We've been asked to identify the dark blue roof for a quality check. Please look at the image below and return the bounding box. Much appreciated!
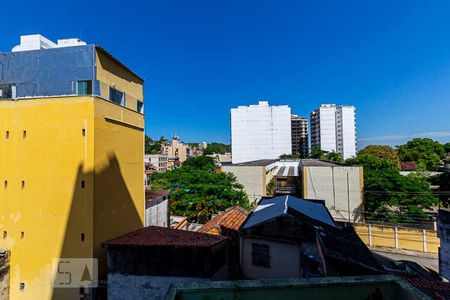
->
[242,195,336,230]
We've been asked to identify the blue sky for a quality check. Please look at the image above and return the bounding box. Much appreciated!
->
[2,0,450,148]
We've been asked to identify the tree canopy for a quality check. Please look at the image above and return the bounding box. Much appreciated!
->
[359,145,400,169]
[145,135,167,154]
[346,153,438,222]
[150,156,250,223]
[396,138,445,171]
[203,142,231,155]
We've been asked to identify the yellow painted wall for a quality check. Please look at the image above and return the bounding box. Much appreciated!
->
[0,97,95,299]
[0,95,144,299]
[352,223,440,254]
[95,50,144,112]
[92,98,145,278]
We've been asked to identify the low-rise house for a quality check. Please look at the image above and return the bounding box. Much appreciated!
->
[145,190,170,227]
[103,226,229,300]
[221,160,277,203]
[240,195,381,280]
[198,207,249,278]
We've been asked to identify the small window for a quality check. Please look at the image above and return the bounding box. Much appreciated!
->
[19,282,25,292]
[252,243,270,268]
[21,231,24,239]
[23,130,27,138]
[77,81,92,96]
[82,128,86,137]
[0,84,16,99]
[109,86,125,106]
[21,181,25,189]
[81,233,85,242]
[4,181,7,188]
[3,231,7,239]
[5,131,9,139]
[81,181,85,189]
[137,100,144,113]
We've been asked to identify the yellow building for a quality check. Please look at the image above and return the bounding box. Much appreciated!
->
[0,35,145,299]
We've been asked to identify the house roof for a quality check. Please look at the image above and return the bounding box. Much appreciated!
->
[198,207,249,235]
[242,196,336,230]
[103,226,227,248]
[145,190,170,203]
[400,162,418,171]
[223,159,278,167]
[300,159,342,167]
[95,46,144,82]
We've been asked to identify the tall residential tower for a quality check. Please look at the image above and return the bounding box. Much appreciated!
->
[231,101,292,164]
[291,114,309,158]
[310,104,356,159]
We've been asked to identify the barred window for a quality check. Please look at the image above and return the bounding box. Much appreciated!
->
[252,243,270,268]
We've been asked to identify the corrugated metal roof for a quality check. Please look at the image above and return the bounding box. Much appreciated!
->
[242,195,336,230]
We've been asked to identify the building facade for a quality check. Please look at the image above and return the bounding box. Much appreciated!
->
[310,104,356,160]
[162,135,188,164]
[0,35,145,299]
[291,114,309,158]
[231,101,292,164]
[145,154,168,172]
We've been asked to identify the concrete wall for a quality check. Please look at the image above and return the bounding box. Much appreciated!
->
[303,166,363,222]
[353,223,440,254]
[145,198,169,227]
[222,165,266,203]
[241,238,300,279]
[108,273,210,300]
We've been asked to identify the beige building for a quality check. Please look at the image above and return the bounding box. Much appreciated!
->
[162,136,188,163]
[222,159,364,222]
[221,160,277,203]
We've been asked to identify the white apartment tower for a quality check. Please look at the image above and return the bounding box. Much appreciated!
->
[231,101,292,164]
[310,104,356,159]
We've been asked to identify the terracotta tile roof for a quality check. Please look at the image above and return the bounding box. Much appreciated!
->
[198,206,249,235]
[400,161,417,171]
[404,277,450,300]
[103,226,227,248]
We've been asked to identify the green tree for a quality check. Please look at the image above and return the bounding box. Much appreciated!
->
[279,153,300,159]
[444,142,450,155]
[150,156,250,223]
[309,146,327,159]
[145,135,168,154]
[346,154,438,222]
[203,143,231,155]
[429,172,450,208]
[323,151,343,163]
[396,138,445,171]
[359,145,400,169]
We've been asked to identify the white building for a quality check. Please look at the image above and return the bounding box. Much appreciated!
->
[145,154,168,172]
[310,104,356,160]
[231,101,292,164]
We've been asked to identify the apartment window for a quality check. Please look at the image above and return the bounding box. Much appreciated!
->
[109,86,125,106]
[0,84,16,99]
[81,233,85,242]
[5,131,9,139]
[77,81,92,96]
[21,232,24,239]
[137,100,144,113]
[21,181,25,189]
[4,181,7,188]
[23,130,27,139]
[252,243,270,268]
[81,180,85,189]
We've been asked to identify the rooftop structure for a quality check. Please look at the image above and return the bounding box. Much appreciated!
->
[145,190,170,227]
[198,206,249,235]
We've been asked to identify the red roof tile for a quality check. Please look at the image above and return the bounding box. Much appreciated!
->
[400,162,418,171]
[198,206,248,235]
[103,226,227,248]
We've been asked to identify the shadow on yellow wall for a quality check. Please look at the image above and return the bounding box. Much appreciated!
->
[51,154,142,300]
